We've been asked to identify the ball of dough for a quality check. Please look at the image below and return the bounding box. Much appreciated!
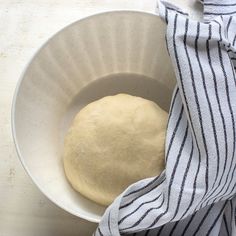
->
[63,94,168,206]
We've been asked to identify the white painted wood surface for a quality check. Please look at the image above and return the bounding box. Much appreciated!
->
[0,0,200,235]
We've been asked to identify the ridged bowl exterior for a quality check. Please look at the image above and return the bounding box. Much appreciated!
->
[12,11,175,222]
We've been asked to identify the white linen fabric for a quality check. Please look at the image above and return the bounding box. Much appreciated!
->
[94,0,236,235]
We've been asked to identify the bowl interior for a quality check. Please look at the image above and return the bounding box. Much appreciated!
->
[13,11,175,222]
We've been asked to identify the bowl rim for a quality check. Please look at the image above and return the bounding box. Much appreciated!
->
[11,9,160,223]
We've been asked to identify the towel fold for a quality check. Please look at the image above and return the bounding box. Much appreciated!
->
[94,1,236,235]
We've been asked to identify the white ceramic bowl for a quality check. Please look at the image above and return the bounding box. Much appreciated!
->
[12,11,175,223]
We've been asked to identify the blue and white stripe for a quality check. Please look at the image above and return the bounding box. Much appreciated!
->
[95,1,236,235]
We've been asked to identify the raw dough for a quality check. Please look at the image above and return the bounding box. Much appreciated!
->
[63,94,168,206]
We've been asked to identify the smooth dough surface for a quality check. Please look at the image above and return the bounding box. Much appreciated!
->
[63,94,168,206]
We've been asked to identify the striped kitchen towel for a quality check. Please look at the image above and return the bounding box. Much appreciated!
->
[94,0,236,235]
